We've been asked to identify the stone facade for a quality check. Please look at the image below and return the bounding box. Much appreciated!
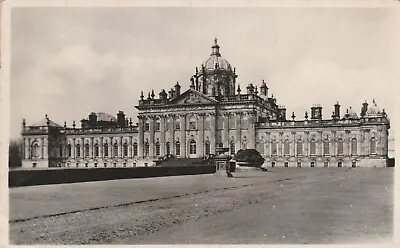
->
[21,39,390,168]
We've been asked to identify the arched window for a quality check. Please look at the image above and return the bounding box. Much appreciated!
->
[189,140,196,155]
[283,139,290,156]
[175,141,181,156]
[133,142,138,156]
[123,142,128,157]
[337,138,344,155]
[323,139,330,155]
[104,143,109,157]
[144,142,150,156]
[351,138,357,155]
[310,139,316,155]
[230,141,235,155]
[94,143,99,157]
[84,143,90,158]
[113,143,119,157]
[218,142,223,148]
[370,137,377,154]
[31,143,39,158]
[205,141,210,155]
[271,140,277,156]
[166,142,171,155]
[76,144,81,157]
[296,139,303,156]
[155,142,160,156]
[67,144,72,157]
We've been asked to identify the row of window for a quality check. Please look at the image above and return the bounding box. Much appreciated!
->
[266,138,377,156]
[143,118,249,132]
[67,142,138,158]
[271,160,357,168]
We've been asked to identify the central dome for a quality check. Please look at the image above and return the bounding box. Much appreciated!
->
[201,38,232,71]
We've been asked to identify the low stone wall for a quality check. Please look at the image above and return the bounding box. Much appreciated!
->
[9,165,216,188]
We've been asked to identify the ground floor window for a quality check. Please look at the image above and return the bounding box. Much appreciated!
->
[324,161,329,167]
[189,140,196,155]
[352,161,357,167]
[166,142,170,155]
[338,161,343,167]
[205,141,210,155]
[310,161,315,167]
[176,141,181,156]
[284,161,289,167]
[155,142,160,156]
[230,142,235,155]
[133,142,138,156]
[297,161,301,167]
[271,161,275,167]
[144,142,149,156]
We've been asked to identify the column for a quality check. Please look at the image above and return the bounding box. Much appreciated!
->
[223,114,229,147]
[169,115,175,155]
[180,114,186,157]
[248,112,256,149]
[128,136,132,158]
[331,131,336,156]
[292,131,296,156]
[160,115,166,156]
[149,116,155,157]
[304,131,309,156]
[198,114,204,157]
[210,113,216,154]
[138,116,144,158]
[235,113,241,151]
[344,130,350,157]
[42,138,46,159]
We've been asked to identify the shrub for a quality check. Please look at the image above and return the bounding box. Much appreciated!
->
[233,149,264,168]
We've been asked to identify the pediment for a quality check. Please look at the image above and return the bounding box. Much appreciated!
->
[168,89,218,105]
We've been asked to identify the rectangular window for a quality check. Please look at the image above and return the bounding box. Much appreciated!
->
[271,161,275,167]
[310,161,315,167]
[324,161,329,167]
[271,143,277,156]
[297,161,301,167]
[156,122,160,131]
[284,161,289,167]
[145,123,150,131]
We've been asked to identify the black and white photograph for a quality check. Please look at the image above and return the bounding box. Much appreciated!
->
[2,0,398,246]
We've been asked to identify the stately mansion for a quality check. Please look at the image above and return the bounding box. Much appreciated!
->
[21,39,390,168]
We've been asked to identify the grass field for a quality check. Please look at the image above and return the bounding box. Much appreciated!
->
[9,167,394,244]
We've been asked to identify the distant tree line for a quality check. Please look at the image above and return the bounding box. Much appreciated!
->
[9,139,22,168]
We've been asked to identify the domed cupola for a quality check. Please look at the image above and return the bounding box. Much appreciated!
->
[201,38,233,72]
[366,99,383,117]
[192,38,238,97]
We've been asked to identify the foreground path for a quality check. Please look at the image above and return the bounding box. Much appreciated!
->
[9,168,393,245]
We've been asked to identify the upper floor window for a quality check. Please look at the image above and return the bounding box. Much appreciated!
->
[323,139,330,155]
[204,117,211,130]
[84,143,90,158]
[205,141,211,155]
[229,115,236,129]
[351,138,357,155]
[113,143,118,157]
[283,139,290,156]
[67,144,72,157]
[94,143,99,157]
[133,142,138,156]
[123,142,128,157]
[175,120,181,130]
[337,138,344,155]
[310,139,316,155]
[76,144,81,157]
[31,143,39,158]
[104,143,109,157]
[296,139,303,156]
[144,123,150,131]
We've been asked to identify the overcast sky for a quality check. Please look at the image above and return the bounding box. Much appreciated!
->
[10,7,397,140]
